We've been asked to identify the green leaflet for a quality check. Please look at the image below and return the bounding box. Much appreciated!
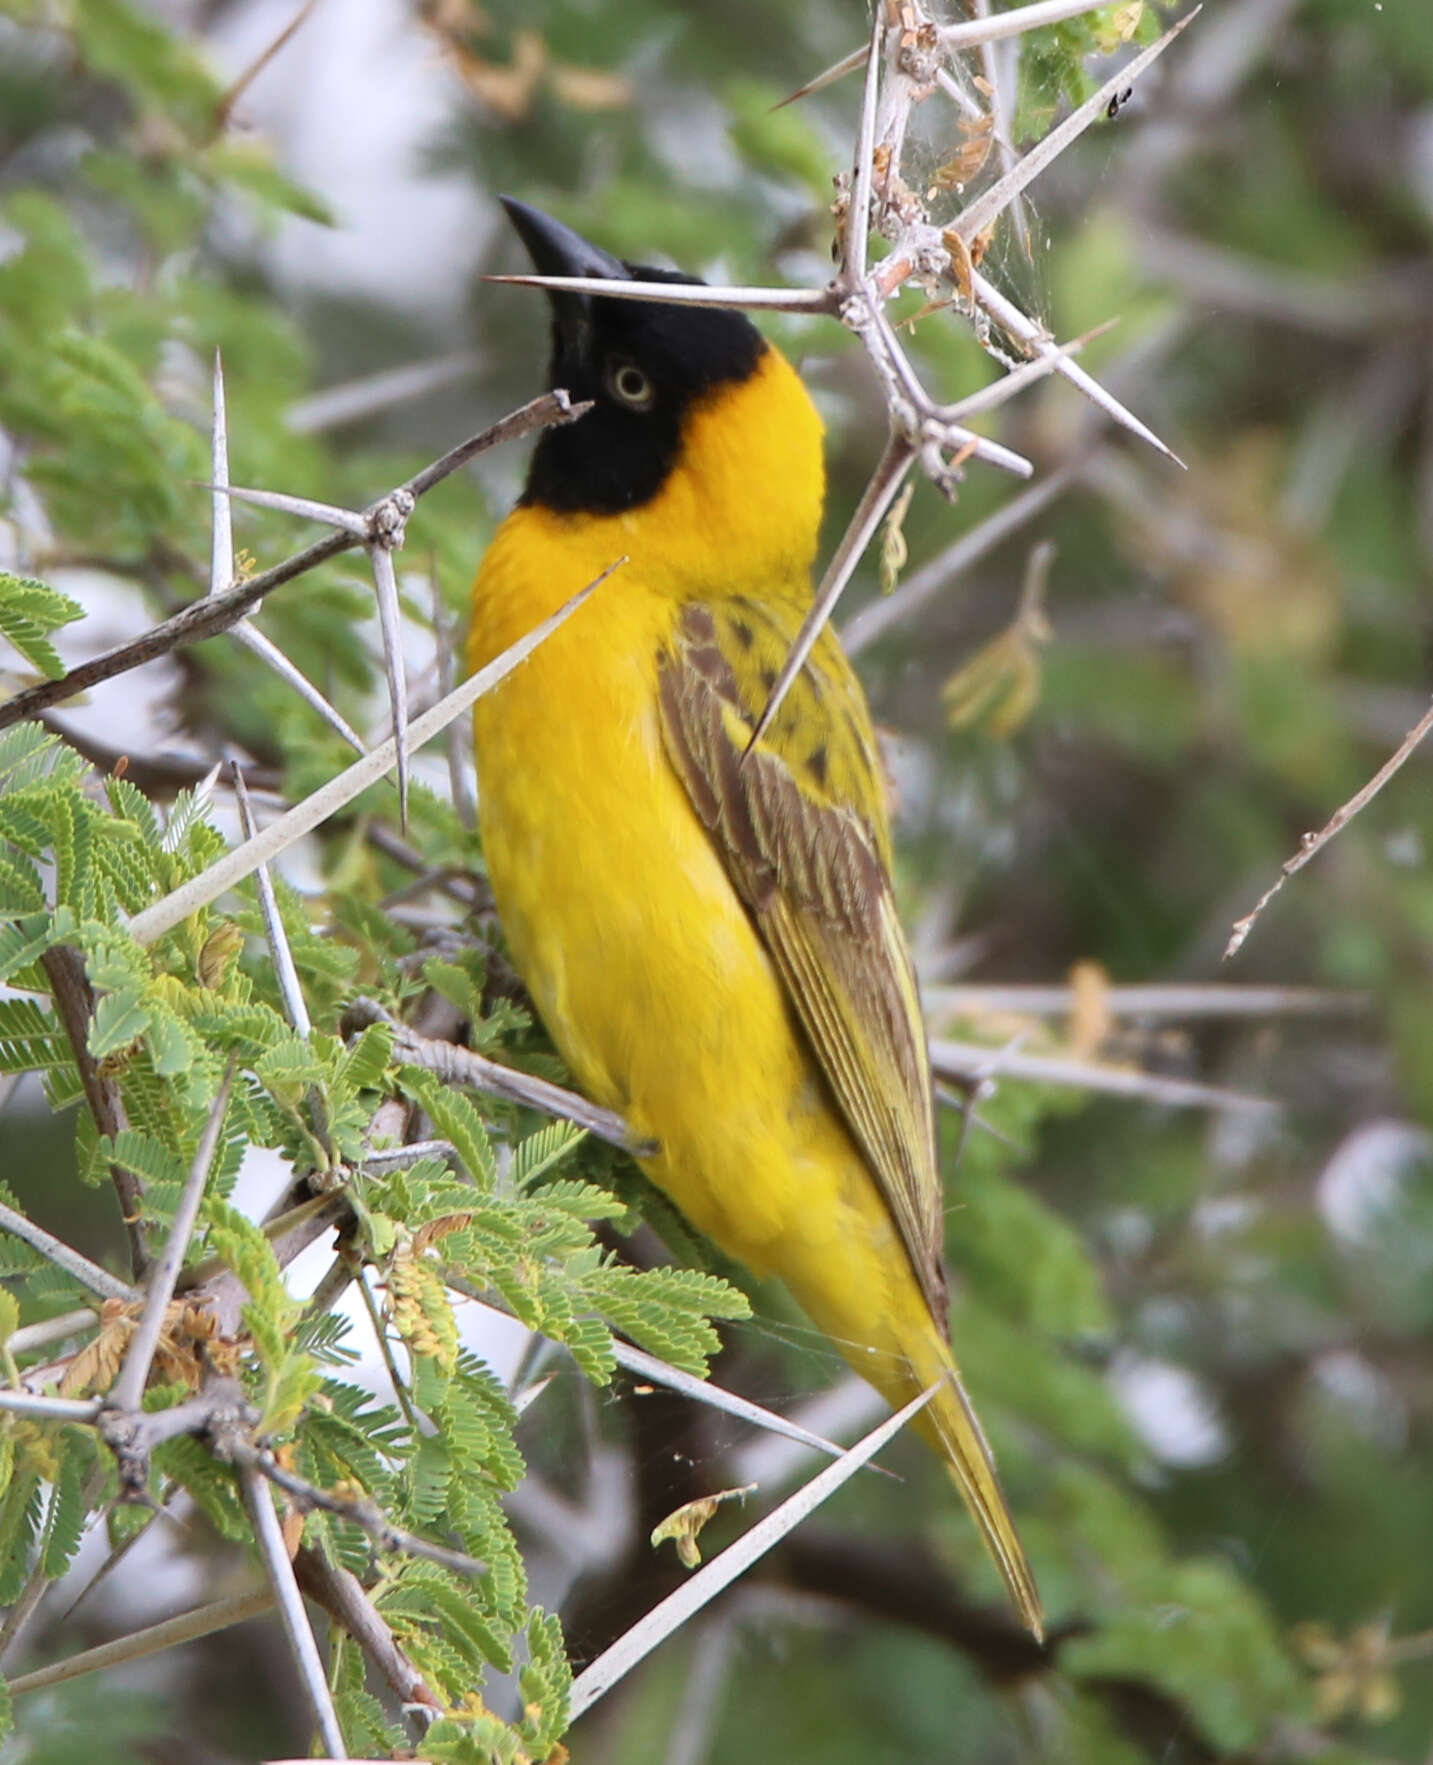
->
[0,573,84,680]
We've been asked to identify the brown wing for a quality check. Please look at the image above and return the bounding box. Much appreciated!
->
[657,601,947,1327]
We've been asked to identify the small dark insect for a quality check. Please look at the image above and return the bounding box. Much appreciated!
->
[1106,86,1134,120]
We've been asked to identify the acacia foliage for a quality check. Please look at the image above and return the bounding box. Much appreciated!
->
[0,2,1430,1763]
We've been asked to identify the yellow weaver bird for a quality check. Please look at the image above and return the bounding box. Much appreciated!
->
[468,199,1041,1637]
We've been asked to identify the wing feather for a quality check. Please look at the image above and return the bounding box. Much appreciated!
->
[658,601,948,1327]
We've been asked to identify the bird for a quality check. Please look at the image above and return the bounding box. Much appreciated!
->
[467,197,1042,1638]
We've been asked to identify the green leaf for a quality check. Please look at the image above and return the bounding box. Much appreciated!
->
[0,911,58,983]
[89,986,151,1059]
[0,851,47,914]
[0,573,84,680]
[337,1021,394,1095]
[582,1263,749,1377]
[1063,1559,1308,1752]
[398,1067,495,1190]
[0,998,67,1074]
[41,1446,90,1578]
[511,1120,586,1189]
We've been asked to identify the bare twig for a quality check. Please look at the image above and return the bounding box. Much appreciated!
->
[294,1547,442,1718]
[924,981,1368,1021]
[39,945,149,1279]
[1225,696,1433,960]
[0,1390,102,1423]
[9,1307,100,1357]
[928,1037,1279,1115]
[214,0,322,129]
[0,1201,137,1303]
[846,2,885,281]
[345,998,646,1152]
[227,1436,485,1579]
[6,1588,276,1697]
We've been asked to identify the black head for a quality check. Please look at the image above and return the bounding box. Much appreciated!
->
[502,199,767,517]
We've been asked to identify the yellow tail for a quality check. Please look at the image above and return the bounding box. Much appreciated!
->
[915,1347,1044,1641]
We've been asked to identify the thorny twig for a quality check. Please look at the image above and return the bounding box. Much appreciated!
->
[1225,695,1433,960]
[293,1547,443,1721]
[222,1431,487,1580]
[488,1,1192,743]
[0,391,587,731]
[344,996,649,1152]
[39,945,149,1279]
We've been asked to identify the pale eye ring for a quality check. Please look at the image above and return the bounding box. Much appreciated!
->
[609,361,654,409]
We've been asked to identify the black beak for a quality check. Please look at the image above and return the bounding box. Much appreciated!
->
[500,198,629,353]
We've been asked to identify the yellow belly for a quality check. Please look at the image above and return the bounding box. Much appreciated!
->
[468,514,905,1307]
[468,513,1042,1632]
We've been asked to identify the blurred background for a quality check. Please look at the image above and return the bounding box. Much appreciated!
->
[2,0,1433,1759]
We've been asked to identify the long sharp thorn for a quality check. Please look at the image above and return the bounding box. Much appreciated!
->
[953,10,1201,247]
[231,767,312,1036]
[773,43,867,108]
[940,323,1110,422]
[210,351,233,596]
[943,0,1137,49]
[973,272,1185,465]
[286,350,480,436]
[204,482,371,536]
[946,426,1033,478]
[788,3,1129,103]
[230,623,366,755]
[611,1338,895,1475]
[125,559,625,947]
[746,438,915,755]
[108,1064,236,1415]
[846,6,885,278]
[368,542,410,830]
[567,1385,939,1721]
[429,571,476,828]
[240,1467,347,1758]
[483,275,836,315]
[210,361,364,748]
[843,466,1077,655]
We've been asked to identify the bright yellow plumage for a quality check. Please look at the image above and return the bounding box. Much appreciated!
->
[468,202,1041,1636]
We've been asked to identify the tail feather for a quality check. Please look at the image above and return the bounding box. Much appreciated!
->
[918,1354,1044,1641]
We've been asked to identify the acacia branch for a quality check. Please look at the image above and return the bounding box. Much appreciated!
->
[294,1548,443,1720]
[1225,693,1433,959]
[343,997,650,1152]
[39,944,149,1279]
[0,391,586,731]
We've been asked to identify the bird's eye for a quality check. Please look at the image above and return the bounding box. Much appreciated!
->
[608,361,655,410]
